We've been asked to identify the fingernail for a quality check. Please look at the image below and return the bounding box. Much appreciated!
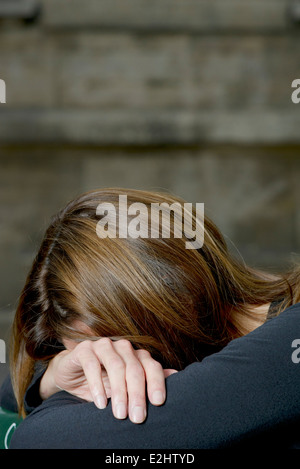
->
[132,406,146,424]
[152,390,164,405]
[95,395,107,409]
[115,403,127,420]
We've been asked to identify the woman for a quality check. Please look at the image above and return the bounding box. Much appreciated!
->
[4,188,300,448]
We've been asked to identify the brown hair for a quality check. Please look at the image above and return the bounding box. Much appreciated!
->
[10,188,300,416]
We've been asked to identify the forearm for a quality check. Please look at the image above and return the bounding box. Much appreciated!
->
[10,304,300,449]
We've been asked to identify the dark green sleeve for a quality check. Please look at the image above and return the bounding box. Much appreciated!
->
[0,365,45,415]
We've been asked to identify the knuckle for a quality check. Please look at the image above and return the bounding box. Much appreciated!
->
[128,361,145,379]
[130,391,146,406]
[147,359,163,372]
[97,337,113,348]
[78,339,92,348]
[135,350,163,373]
[75,339,93,354]
[84,355,99,369]
[106,356,124,371]
[135,349,151,360]
[72,340,95,364]
[115,339,133,351]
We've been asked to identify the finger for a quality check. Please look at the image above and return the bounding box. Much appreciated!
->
[114,340,147,424]
[135,349,166,407]
[101,369,112,398]
[164,369,178,378]
[73,341,107,409]
[93,338,128,421]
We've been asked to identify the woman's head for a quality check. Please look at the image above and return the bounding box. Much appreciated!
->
[11,188,300,413]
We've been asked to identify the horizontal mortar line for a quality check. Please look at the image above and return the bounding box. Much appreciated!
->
[1,108,300,145]
[37,23,300,36]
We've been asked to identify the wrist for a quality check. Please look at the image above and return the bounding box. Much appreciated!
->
[39,354,63,400]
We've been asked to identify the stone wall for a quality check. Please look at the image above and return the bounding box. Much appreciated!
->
[0,0,300,383]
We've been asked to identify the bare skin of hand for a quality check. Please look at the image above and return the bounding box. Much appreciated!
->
[39,338,177,424]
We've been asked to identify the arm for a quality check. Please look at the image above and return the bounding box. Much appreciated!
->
[0,364,46,415]
[0,344,172,422]
[0,375,18,414]
[39,339,176,424]
[9,303,300,449]
[0,342,174,423]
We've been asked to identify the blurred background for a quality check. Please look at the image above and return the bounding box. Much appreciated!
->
[0,0,300,385]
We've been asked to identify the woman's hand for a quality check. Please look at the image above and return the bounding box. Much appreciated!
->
[39,338,177,424]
